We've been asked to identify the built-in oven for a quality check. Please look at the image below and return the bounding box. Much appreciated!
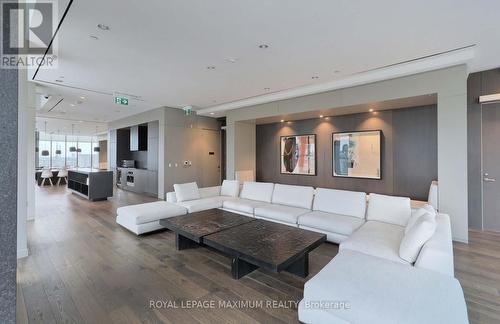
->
[126,170,135,187]
[116,168,122,185]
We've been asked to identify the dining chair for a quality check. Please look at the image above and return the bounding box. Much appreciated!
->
[41,169,54,186]
[57,168,68,185]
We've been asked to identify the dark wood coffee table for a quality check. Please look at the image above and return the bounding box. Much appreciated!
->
[160,209,326,279]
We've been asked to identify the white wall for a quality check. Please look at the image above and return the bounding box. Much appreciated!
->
[17,70,36,258]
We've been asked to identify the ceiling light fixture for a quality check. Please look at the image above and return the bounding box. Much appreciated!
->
[319,115,324,118]
[210,112,215,115]
[280,119,284,123]
[264,87,271,91]
[97,23,110,31]
[258,44,269,49]
[206,66,215,70]
[225,58,238,63]
[80,96,86,100]
[70,104,75,107]
[369,109,374,112]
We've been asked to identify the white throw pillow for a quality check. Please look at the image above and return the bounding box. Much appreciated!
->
[173,182,200,202]
[220,180,240,197]
[399,213,437,263]
[405,204,437,234]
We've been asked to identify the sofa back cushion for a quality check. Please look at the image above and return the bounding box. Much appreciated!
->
[240,181,274,202]
[271,184,314,209]
[313,188,367,219]
[415,213,454,276]
[221,180,240,197]
[173,182,200,202]
[399,213,437,263]
[367,193,411,226]
[199,186,221,198]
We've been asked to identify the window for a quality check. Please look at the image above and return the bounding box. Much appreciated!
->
[66,136,77,168]
[77,139,92,168]
[38,140,51,169]
[92,140,100,169]
[51,135,66,168]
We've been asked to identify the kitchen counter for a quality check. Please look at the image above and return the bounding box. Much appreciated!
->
[116,167,158,197]
[68,169,113,201]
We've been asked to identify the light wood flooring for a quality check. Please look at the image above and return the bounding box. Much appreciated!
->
[16,186,500,323]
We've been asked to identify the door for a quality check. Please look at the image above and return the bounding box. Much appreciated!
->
[482,103,500,231]
[201,129,221,187]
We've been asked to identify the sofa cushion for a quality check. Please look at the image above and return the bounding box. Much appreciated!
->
[116,201,187,225]
[405,204,436,234]
[240,182,274,203]
[176,197,225,213]
[399,213,436,263]
[313,188,367,219]
[254,204,310,225]
[367,193,411,226]
[223,198,269,215]
[221,180,240,197]
[298,211,365,236]
[198,186,221,198]
[340,221,409,264]
[415,214,454,276]
[299,250,468,324]
[271,184,314,209]
[173,182,200,202]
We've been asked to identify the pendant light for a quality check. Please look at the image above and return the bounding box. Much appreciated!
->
[41,121,50,156]
[69,124,77,152]
[55,130,62,155]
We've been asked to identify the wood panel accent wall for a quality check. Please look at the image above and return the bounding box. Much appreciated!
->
[256,105,437,200]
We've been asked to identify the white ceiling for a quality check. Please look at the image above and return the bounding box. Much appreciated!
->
[36,116,107,136]
[31,0,500,122]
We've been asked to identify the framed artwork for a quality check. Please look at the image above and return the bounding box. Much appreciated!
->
[333,130,381,179]
[280,134,316,176]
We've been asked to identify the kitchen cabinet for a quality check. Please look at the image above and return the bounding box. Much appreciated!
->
[130,125,148,151]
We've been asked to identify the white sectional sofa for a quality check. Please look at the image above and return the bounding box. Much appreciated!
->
[116,180,468,324]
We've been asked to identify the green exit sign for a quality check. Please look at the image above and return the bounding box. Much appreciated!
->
[115,97,129,105]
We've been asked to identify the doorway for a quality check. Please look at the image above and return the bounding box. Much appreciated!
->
[482,102,500,231]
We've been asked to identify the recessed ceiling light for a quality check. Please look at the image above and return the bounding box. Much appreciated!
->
[55,79,63,83]
[89,35,99,40]
[206,66,216,70]
[70,104,75,107]
[312,76,319,79]
[258,44,269,49]
[97,23,110,31]
[280,119,284,123]
[80,96,85,100]
[210,112,215,115]
[319,115,324,118]
[369,109,374,112]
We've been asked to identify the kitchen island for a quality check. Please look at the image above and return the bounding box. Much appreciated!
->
[68,168,113,201]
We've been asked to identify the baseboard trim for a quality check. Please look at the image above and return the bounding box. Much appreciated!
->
[17,248,28,259]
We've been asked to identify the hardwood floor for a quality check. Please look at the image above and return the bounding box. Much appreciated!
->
[17,185,500,323]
